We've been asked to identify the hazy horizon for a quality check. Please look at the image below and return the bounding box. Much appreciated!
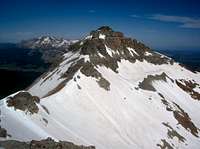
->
[1,0,200,50]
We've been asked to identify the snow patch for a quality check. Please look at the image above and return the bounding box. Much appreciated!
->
[99,34,106,40]
[144,51,153,56]
[84,55,90,62]
[85,35,93,40]
[98,52,105,58]
[127,47,139,56]
[105,45,113,57]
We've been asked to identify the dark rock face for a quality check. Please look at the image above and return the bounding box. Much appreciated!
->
[0,138,95,149]
[90,26,124,39]
[0,140,29,149]
[158,93,199,138]
[176,79,200,100]
[157,139,174,149]
[80,62,110,90]
[173,103,199,137]
[93,26,172,64]
[41,105,50,114]
[138,72,168,91]
[0,127,7,138]
[44,26,174,96]
[162,122,186,143]
[7,92,40,114]
[70,26,172,69]
[91,27,171,70]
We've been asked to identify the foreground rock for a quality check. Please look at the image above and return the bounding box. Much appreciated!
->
[0,137,95,149]
[0,127,7,138]
[7,91,40,114]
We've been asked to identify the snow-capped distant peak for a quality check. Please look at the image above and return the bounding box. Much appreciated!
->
[20,35,78,50]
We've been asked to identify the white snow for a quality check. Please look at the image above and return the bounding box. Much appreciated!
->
[83,55,90,62]
[98,52,105,58]
[99,34,106,39]
[1,51,200,149]
[40,37,52,45]
[144,51,153,56]
[31,36,75,49]
[127,47,139,56]
[194,86,200,93]
[105,45,113,57]
[28,51,81,98]
[85,35,93,40]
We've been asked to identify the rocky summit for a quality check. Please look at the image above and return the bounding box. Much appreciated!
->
[0,26,200,149]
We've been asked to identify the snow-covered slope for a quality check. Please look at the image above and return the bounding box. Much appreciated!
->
[1,26,200,149]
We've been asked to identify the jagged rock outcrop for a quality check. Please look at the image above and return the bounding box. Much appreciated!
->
[0,127,7,138]
[0,138,95,149]
[7,91,40,114]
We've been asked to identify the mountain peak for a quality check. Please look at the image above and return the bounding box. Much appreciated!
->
[89,26,124,39]
[69,27,172,68]
[1,26,200,149]
[98,26,113,31]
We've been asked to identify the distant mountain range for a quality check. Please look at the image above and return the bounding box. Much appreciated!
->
[0,37,77,99]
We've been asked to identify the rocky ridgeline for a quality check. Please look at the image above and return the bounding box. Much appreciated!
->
[68,26,173,78]
[44,26,174,96]
[70,26,173,66]
[0,137,95,149]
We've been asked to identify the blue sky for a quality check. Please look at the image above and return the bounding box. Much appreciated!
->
[0,0,200,50]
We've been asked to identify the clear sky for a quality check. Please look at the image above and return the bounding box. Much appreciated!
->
[0,0,200,50]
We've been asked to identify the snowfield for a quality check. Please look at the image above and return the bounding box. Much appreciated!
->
[1,59,200,149]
